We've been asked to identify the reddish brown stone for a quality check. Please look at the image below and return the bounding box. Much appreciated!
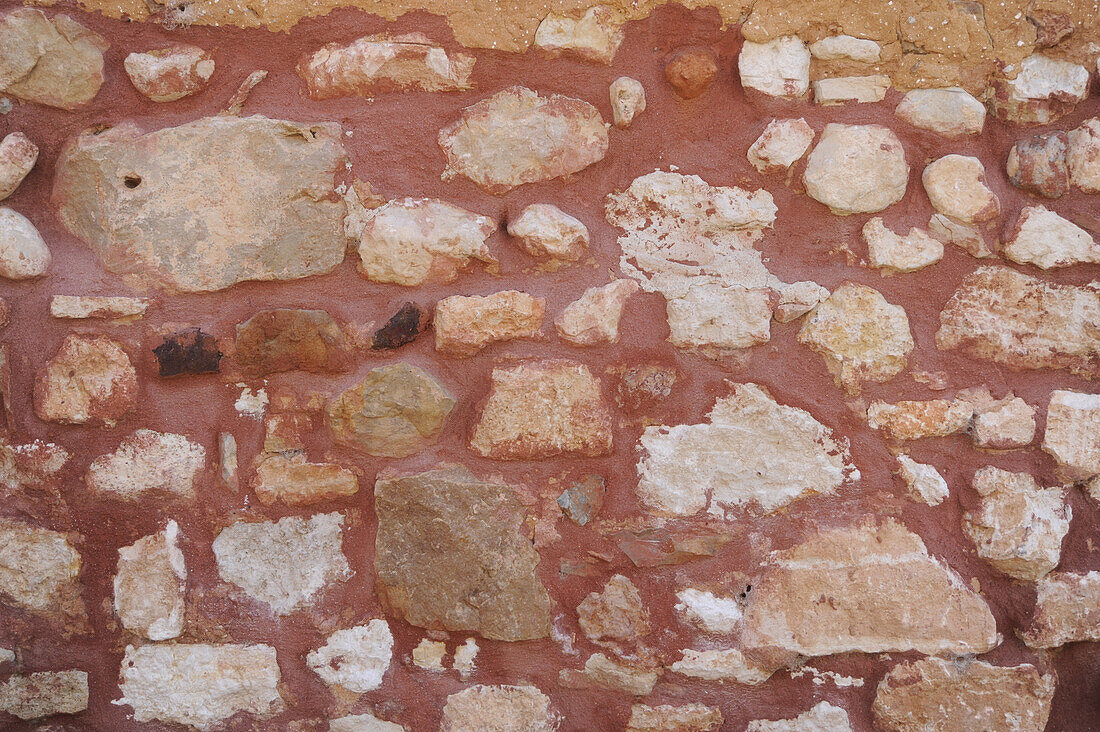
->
[371,302,429,350]
[616,525,732,567]
[577,574,650,643]
[615,365,678,411]
[1027,10,1074,48]
[153,327,222,377]
[1007,132,1069,198]
[664,48,717,99]
[235,309,350,377]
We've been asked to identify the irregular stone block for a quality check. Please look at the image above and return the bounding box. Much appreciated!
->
[507,203,589,262]
[153,327,221,377]
[307,620,393,693]
[609,76,645,128]
[675,588,742,633]
[669,648,772,684]
[897,455,949,505]
[412,638,446,671]
[534,5,623,64]
[371,302,429,350]
[813,75,890,104]
[803,124,908,215]
[331,713,406,731]
[0,9,107,109]
[867,398,972,440]
[665,48,717,99]
[928,213,995,259]
[747,118,814,173]
[739,36,810,97]
[1004,205,1099,269]
[253,453,358,506]
[922,155,1000,224]
[114,520,186,640]
[615,364,677,411]
[0,207,50,280]
[0,131,37,200]
[667,285,773,350]
[0,437,69,493]
[0,670,87,720]
[1067,117,1100,193]
[50,295,148,320]
[235,308,350,376]
[556,279,638,345]
[1007,131,1069,198]
[556,475,605,525]
[1042,390,1100,488]
[1023,571,1100,647]
[862,217,943,273]
[627,703,722,732]
[577,574,649,643]
[0,517,83,620]
[809,35,881,61]
[86,430,205,500]
[972,395,1036,449]
[562,653,659,695]
[991,53,1089,124]
[441,685,557,732]
[746,702,852,731]
[616,525,731,567]
[435,290,545,356]
[124,44,214,102]
[34,334,136,425]
[894,87,985,137]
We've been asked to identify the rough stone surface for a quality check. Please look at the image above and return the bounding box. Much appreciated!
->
[992,53,1089,124]
[973,395,1036,449]
[0,207,50,280]
[739,37,810,97]
[306,620,393,693]
[615,365,677,411]
[867,398,972,440]
[413,639,446,671]
[563,653,659,695]
[534,5,623,64]
[1023,570,1100,648]
[668,648,772,684]
[435,290,545,356]
[235,308,350,376]
[894,87,985,137]
[1007,132,1069,198]
[53,115,346,292]
[33,335,137,425]
[440,685,557,732]
[0,132,37,200]
[507,204,589,262]
[862,217,943,272]
[253,452,358,505]
[1042,390,1100,485]
[675,587,742,633]
[922,155,1000,225]
[124,44,214,102]
[374,464,552,641]
[1004,205,1099,269]
[897,454,949,506]
[746,702,852,731]
[331,713,406,731]
[0,437,70,493]
[438,86,608,193]
[371,302,429,350]
[114,520,186,640]
[577,574,649,643]
[556,279,638,345]
[153,327,221,377]
[803,124,908,215]
[86,430,205,500]
[665,48,717,99]
[0,517,83,619]
[627,703,723,732]
[0,670,88,720]
[50,295,148,320]
[1067,118,1100,193]
[0,9,107,109]
[609,76,645,128]
[812,75,890,104]
[747,118,814,173]
[809,34,880,61]
[928,213,995,259]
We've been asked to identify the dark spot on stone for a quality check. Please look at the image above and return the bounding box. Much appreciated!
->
[153,327,222,377]
[371,302,430,351]
[123,175,141,189]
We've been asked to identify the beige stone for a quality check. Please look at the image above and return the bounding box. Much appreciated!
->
[412,638,447,671]
[922,155,1000,225]
[0,518,83,618]
[0,437,69,493]
[0,9,107,109]
[114,521,186,640]
[928,213,995,258]
[556,279,638,346]
[124,44,214,102]
[992,53,1089,124]
[0,207,50,280]
[667,285,773,350]
[627,703,722,732]
[1067,118,1100,193]
[675,588,742,634]
[507,203,589,262]
[813,75,889,104]
[0,670,87,720]
[253,453,358,506]
[1042,390,1100,486]
[577,574,649,643]
[0,132,37,200]
[118,643,282,730]
[739,37,810,97]
[453,638,478,678]
[1023,571,1100,648]
[307,620,393,693]
[803,124,908,215]
[809,34,880,61]
[867,398,971,440]
[440,685,557,732]
[87,430,205,500]
[34,335,136,425]
[439,86,608,193]
[435,290,545,356]
[862,217,943,272]
[331,713,406,731]
[565,653,659,695]
[973,395,1036,449]
[49,295,149,319]
[534,5,623,64]
[609,76,645,128]
[357,198,496,286]
[1004,206,1100,269]
[774,280,828,322]
[746,702,852,731]
[747,118,814,173]
[894,87,985,137]
[669,648,773,684]
[897,455,949,506]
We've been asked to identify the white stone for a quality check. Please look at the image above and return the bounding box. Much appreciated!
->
[114,520,186,640]
[86,430,206,500]
[973,396,1036,449]
[995,54,1089,124]
[49,295,149,319]
[0,670,87,720]
[895,87,985,136]
[739,37,810,97]
[746,701,852,731]
[809,35,881,61]
[922,155,1000,225]
[863,217,943,272]
[508,203,589,262]
[534,5,623,64]
[453,638,479,678]
[747,118,814,173]
[0,648,13,665]
[928,213,995,258]
[897,454,949,505]
[1043,390,1100,487]
[675,588,742,633]
[1067,118,1100,193]
[412,639,447,671]
[803,124,909,215]
[235,386,268,419]
[774,280,829,322]
[813,75,890,105]
[609,76,645,128]
[0,207,49,279]
[669,648,772,684]
[307,620,393,693]
[331,713,406,731]
[666,285,772,350]
[0,517,81,614]
[1004,205,1100,269]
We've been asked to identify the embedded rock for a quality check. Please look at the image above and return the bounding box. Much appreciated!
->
[413,639,446,671]
[808,35,880,62]
[124,44,214,102]
[440,685,556,732]
[153,327,221,377]
[738,37,810,97]
[212,512,351,615]
[0,9,107,109]
[991,54,1089,124]
[1007,132,1069,198]
[609,76,645,128]
[669,648,772,684]
[803,124,908,215]
[636,382,855,516]
[434,290,545,356]
[307,620,393,693]
[627,703,722,732]
[371,302,429,350]
[556,279,638,345]
[563,653,659,695]
[1004,206,1100,269]
[862,217,943,272]
[86,430,205,501]
[374,464,551,641]
[0,437,69,493]
[299,32,474,98]
[774,281,829,322]
[53,115,346,292]
[617,525,731,567]
[470,361,613,460]
[114,521,186,641]
[326,362,454,458]
[928,213,995,258]
[665,48,717,99]
[0,132,36,200]
[746,118,814,173]
[746,702,852,731]
[867,398,971,440]
[438,86,608,193]
[34,335,137,425]
[0,207,50,280]
[0,518,83,620]
[332,713,406,731]
[812,75,890,105]
[235,308,350,376]
[1042,390,1100,487]
[973,395,1036,449]
[1067,118,1100,193]
[577,574,649,643]
[253,453,358,506]
[507,204,589,262]
[894,87,985,137]
[1023,571,1100,647]
[897,455,949,505]
[922,155,1000,224]
[357,198,496,285]
[534,6,623,64]
[667,285,773,350]
[615,364,677,411]
[51,295,148,320]
[675,588,742,633]
[0,670,87,720]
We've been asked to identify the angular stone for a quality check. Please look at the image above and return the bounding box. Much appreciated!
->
[53,115,346,292]
[774,280,829,322]
[895,87,985,137]
[1029,9,1074,47]
[118,643,282,729]
[1004,206,1099,269]
[412,638,446,671]
[0,670,87,720]
[637,382,855,516]
[0,207,50,280]
[375,465,551,641]
[897,455,949,505]
[872,657,1054,731]
[0,518,83,619]
[809,35,881,61]
[50,295,148,320]
[665,48,717,99]
[357,198,496,285]
[86,430,205,500]
[1007,132,1069,198]
[928,213,995,258]
[747,118,814,173]
[862,217,943,272]
[562,653,659,695]
[371,302,429,350]
[557,474,605,525]
[746,702,852,731]
[973,395,1036,449]
[223,69,267,115]
[331,713,406,731]
[992,53,1089,124]
[813,75,890,105]
[675,588,742,633]
[441,685,556,732]
[153,327,221,377]
[253,453,358,506]
[235,308,350,376]
[124,44,214,102]
[577,574,649,643]
[298,32,474,98]
[439,86,608,193]
[0,131,36,200]
[556,279,638,346]
[534,5,623,64]
[1042,390,1100,486]
[470,361,612,460]
[627,703,722,732]
[936,266,1100,378]
[798,282,914,393]
[1067,118,1100,193]
[615,365,677,411]
[34,335,136,425]
[740,520,998,661]
[1023,571,1100,647]
[609,76,645,128]
[803,124,908,215]
[0,9,107,109]
[964,466,1070,581]
[616,525,731,567]
[0,437,69,493]
[435,290,545,356]
[114,521,186,641]
[326,363,454,458]
[507,203,588,262]
[867,398,972,440]
[212,512,351,615]
[922,155,1000,225]
[453,638,478,678]
[306,620,393,693]
[739,37,810,97]
[669,648,772,684]
[668,285,773,350]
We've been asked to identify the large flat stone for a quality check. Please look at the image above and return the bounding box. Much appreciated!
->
[0,9,107,109]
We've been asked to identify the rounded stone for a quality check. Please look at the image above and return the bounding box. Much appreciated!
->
[0,207,50,279]
[802,123,909,215]
[665,48,717,99]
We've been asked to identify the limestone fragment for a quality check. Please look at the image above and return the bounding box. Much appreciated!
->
[331,713,406,731]
[307,620,393,693]
[556,279,638,346]
[0,518,83,619]
[928,213,995,258]
[897,455,949,505]
[53,115,346,292]
[739,37,810,97]
[615,364,677,411]
[636,382,855,516]
[774,281,828,322]
[0,9,107,109]
[435,291,545,356]
[0,670,87,720]
[809,35,881,62]
[746,702,852,731]
[0,132,36,200]
[867,398,972,440]
[34,335,136,425]
[86,430,205,500]
[675,588,742,633]
[507,204,588,262]
[470,361,613,460]
[0,437,69,493]
[1007,132,1069,198]
[872,657,1054,731]
[253,453,358,506]
[813,75,890,104]
[441,685,557,732]
[371,302,429,350]
[1023,570,1100,647]
[609,76,645,128]
[803,124,908,214]
[326,362,454,458]
[798,283,914,393]
[563,653,659,695]
[125,44,214,102]
[117,643,282,730]
[577,574,649,643]
[894,87,985,137]
[973,395,1036,449]
[1042,390,1100,488]
[235,308,350,376]
[299,33,474,98]
[627,704,722,732]
[374,465,551,641]
[439,86,608,193]
[669,648,772,684]
[668,286,773,350]
[453,638,479,678]
[992,54,1089,124]
[1004,206,1100,269]
[862,218,943,272]
[936,266,1100,378]
[114,521,186,641]
[412,639,446,671]
[0,207,50,280]
[357,198,496,285]
[153,327,221,377]
[922,155,1000,225]
[534,6,623,64]
[1067,118,1100,193]
[50,295,148,320]
[665,48,717,99]
[213,512,351,615]
[217,432,238,490]
[746,118,814,173]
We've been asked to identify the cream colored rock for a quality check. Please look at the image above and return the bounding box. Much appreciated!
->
[774,280,828,322]
[862,218,943,272]
[1004,206,1100,269]
[534,5,623,64]
[669,648,773,684]
[798,282,914,393]
[609,76,645,128]
[973,396,1036,449]
[0,207,50,279]
[435,290,545,356]
[636,382,855,516]
[964,466,1070,581]
[675,588,742,633]
[992,54,1089,124]
[897,455,949,506]
[213,512,351,615]
[87,430,205,500]
[0,9,107,110]
[0,670,87,720]
[867,398,972,440]
[1042,390,1100,488]
[928,213,995,258]
[1023,570,1100,647]
[253,453,358,506]
[739,37,810,97]
[577,574,649,643]
[627,704,723,732]
[453,638,478,678]
[307,620,393,693]
[118,643,282,730]
[0,648,13,665]
[556,279,637,345]
[922,155,1000,224]
[34,335,137,426]
[803,124,908,215]
[895,87,985,137]
[813,75,889,105]
[508,203,589,262]
[747,118,814,173]
[0,132,37,200]
[565,653,659,695]
[412,639,447,671]
[49,295,149,319]
[746,702,852,731]
[666,285,773,350]
[809,34,880,61]
[440,685,557,732]
[331,713,406,731]
[0,518,82,617]
[357,198,496,286]
[124,44,214,102]
[1067,118,1100,193]
[114,521,186,640]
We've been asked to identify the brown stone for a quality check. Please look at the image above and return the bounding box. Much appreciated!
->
[867,398,972,440]
[616,525,732,567]
[665,48,717,99]
[371,302,429,350]
[434,291,545,356]
[124,44,215,102]
[153,327,222,377]
[34,334,137,425]
[1007,131,1069,198]
[0,131,37,200]
[0,670,88,720]
[374,464,552,641]
[0,9,107,110]
[627,704,723,732]
[561,653,659,696]
[1023,571,1100,648]
[235,308,350,377]
[1028,9,1074,47]
[253,453,358,506]
[0,437,69,494]
[86,430,206,501]
[577,574,649,643]
[615,364,677,411]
